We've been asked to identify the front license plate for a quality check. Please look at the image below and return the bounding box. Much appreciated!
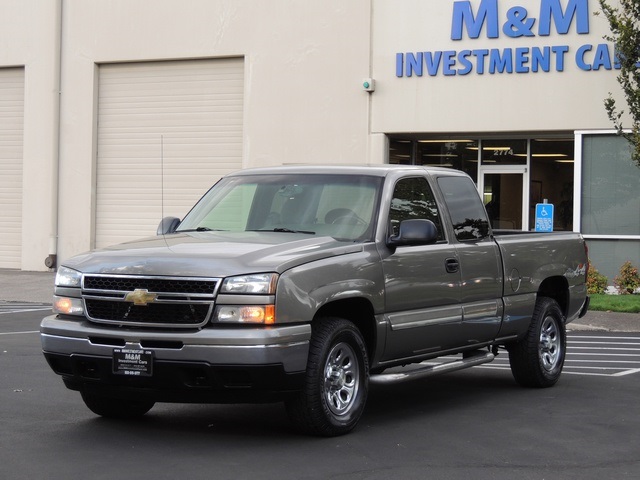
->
[113,348,153,377]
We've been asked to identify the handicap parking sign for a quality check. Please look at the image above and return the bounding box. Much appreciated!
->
[535,203,554,232]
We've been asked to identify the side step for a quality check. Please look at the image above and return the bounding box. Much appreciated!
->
[370,351,495,385]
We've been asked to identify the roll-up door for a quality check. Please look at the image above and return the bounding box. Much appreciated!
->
[0,68,24,269]
[96,58,244,248]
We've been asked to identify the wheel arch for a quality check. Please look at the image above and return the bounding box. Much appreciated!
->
[538,276,569,318]
[313,298,377,361]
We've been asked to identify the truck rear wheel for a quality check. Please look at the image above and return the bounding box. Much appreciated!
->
[80,391,155,419]
[508,297,566,388]
[285,317,369,436]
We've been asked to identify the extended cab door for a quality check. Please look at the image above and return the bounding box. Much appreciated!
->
[380,176,463,361]
[436,175,504,344]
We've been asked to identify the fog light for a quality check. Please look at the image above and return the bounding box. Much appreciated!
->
[53,296,84,315]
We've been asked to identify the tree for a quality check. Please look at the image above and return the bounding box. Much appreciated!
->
[597,0,640,167]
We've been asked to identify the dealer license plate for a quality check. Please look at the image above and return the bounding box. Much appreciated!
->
[113,348,153,377]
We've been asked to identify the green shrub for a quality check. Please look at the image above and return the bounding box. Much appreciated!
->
[589,294,640,313]
[614,261,640,295]
[587,261,609,295]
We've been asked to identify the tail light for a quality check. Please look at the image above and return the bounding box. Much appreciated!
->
[584,240,589,279]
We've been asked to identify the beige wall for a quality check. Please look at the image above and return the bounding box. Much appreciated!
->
[2,0,373,269]
[0,0,61,271]
[0,0,629,270]
[370,0,626,134]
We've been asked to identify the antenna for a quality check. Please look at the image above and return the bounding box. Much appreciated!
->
[158,135,173,241]
[161,134,164,220]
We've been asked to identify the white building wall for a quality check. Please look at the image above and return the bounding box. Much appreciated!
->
[0,0,61,271]
[0,0,631,270]
[42,0,372,267]
[370,0,627,133]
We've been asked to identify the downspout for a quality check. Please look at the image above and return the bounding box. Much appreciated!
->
[45,0,63,269]
[365,0,388,164]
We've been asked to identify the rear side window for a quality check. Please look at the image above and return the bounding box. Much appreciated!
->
[389,177,444,241]
[437,176,490,241]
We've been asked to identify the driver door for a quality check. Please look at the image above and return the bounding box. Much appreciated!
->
[380,176,462,361]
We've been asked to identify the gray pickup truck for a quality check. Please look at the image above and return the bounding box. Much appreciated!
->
[41,165,589,436]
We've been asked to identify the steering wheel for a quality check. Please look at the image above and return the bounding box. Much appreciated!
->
[331,213,367,226]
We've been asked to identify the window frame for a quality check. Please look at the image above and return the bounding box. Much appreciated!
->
[387,176,446,243]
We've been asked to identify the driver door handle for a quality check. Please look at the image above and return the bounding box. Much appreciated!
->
[445,258,459,273]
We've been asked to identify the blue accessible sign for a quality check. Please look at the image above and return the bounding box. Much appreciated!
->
[535,203,554,232]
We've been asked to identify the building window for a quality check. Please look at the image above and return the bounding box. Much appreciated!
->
[529,138,575,231]
[581,134,639,236]
[389,140,413,165]
[480,139,527,166]
[390,138,479,182]
[388,136,575,231]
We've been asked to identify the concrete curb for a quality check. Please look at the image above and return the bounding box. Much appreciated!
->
[569,310,640,333]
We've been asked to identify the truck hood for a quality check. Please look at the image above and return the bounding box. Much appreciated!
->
[62,232,364,278]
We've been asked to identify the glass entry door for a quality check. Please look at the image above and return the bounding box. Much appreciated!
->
[480,170,527,230]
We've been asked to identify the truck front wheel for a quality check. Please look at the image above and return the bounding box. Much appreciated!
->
[80,391,155,419]
[285,317,369,436]
[508,296,566,388]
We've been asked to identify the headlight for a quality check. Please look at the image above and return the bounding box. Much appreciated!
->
[215,305,275,324]
[220,273,278,294]
[55,266,82,288]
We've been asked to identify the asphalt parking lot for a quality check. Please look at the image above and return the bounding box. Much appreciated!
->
[1,304,639,480]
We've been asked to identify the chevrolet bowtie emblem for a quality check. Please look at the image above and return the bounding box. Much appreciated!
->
[124,289,157,306]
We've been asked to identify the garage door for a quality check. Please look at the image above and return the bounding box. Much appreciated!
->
[0,68,24,269]
[96,58,244,248]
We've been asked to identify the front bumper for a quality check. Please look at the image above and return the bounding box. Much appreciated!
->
[41,314,310,402]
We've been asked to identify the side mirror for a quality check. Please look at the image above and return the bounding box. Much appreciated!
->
[387,219,438,247]
[157,216,181,235]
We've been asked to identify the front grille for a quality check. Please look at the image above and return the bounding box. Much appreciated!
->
[85,299,211,325]
[83,276,218,295]
[81,274,220,328]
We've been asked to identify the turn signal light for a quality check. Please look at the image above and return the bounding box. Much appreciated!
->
[215,305,275,324]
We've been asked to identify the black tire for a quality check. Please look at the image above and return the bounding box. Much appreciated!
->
[285,317,369,436]
[508,297,566,388]
[80,391,155,419]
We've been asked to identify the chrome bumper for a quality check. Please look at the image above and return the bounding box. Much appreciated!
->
[40,315,311,373]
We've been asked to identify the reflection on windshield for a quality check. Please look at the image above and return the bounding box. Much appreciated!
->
[176,174,382,242]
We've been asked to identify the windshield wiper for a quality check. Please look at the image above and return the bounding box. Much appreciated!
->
[177,227,227,232]
[249,228,316,235]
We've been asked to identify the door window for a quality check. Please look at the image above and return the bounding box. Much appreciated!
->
[389,177,444,241]
[437,176,490,241]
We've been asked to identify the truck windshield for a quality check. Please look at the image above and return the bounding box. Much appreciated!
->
[177,174,383,242]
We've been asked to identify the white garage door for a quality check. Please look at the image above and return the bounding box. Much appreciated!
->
[96,58,244,248]
[0,68,24,269]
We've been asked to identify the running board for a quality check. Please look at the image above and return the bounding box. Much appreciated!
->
[370,351,495,385]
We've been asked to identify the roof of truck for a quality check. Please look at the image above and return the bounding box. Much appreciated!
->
[226,164,468,178]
